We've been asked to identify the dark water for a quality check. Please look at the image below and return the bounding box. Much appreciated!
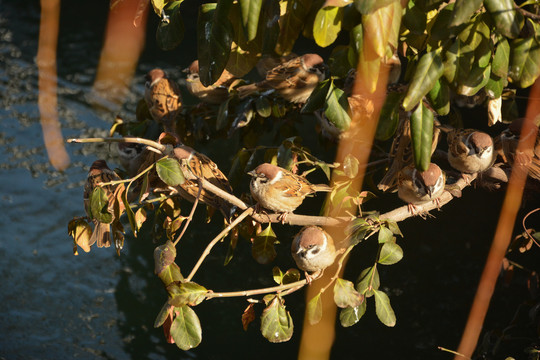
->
[1,1,538,359]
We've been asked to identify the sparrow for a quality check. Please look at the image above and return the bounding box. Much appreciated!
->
[291,226,337,283]
[255,53,298,78]
[378,114,441,192]
[184,60,236,104]
[446,128,495,174]
[149,132,235,221]
[498,118,540,180]
[248,163,332,221]
[144,68,182,134]
[397,163,446,213]
[83,160,125,248]
[237,54,327,104]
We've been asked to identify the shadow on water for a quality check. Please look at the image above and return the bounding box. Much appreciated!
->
[1,0,539,359]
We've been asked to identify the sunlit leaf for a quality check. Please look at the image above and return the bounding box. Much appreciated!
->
[456,64,490,96]
[492,37,510,78]
[339,301,366,327]
[158,262,183,287]
[154,302,173,328]
[120,186,137,236]
[260,0,280,53]
[324,81,351,131]
[313,6,343,47]
[410,102,434,172]
[275,0,312,55]
[197,2,233,86]
[484,0,523,39]
[151,0,166,15]
[385,220,403,237]
[272,266,284,285]
[377,226,393,244]
[427,78,450,116]
[154,240,177,275]
[168,281,208,307]
[403,50,444,111]
[239,0,262,41]
[334,278,363,308]
[485,74,506,99]
[252,224,277,264]
[509,32,540,88]
[255,96,272,118]
[448,0,482,27]
[307,293,323,325]
[357,266,380,297]
[68,218,93,253]
[378,241,403,265]
[260,296,294,343]
[90,187,113,224]
[156,157,185,186]
[156,3,184,51]
[354,0,396,15]
[347,218,372,246]
[362,2,397,58]
[373,290,396,327]
[170,306,202,350]
[429,3,467,42]
[376,92,402,140]
[342,154,359,179]
[283,268,301,284]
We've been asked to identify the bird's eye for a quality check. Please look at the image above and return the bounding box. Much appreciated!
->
[414,178,423,190]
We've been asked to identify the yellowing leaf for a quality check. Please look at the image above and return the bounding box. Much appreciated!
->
[307,293,323,325]
[313,6,343,47]
[260,296,294,343]
[252,224,277,264]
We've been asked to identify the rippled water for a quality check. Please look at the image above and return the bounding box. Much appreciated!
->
[1,0,537,359]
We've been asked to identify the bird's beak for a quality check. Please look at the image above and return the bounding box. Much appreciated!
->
[427,186,433,197]
[247,170,256,177]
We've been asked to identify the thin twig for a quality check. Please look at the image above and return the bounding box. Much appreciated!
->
[205,279,307,299]
[173,179,203,247]
[68,136,166,153]
[185,207,255,282]
[320,246,354,294]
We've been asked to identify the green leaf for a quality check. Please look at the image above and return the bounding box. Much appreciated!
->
[156,158,185,186]
[410,102,434,172]
[216,97,231,131]
[403,0,426,35]
[120,185,137,236]
[429,3,467,42]
[485,74,506,99]
[509,33,540,88]
[403,50,444,112]
[492,37,510,78]
[154,240,177,275]
[283,268,301,284]
[170,306,202,350]
[302,79,331,113]
[255,96,272,118]
[307,293,323,325]
[260,296,294,343]
[347,218,372,246]
[154,302,172,328]
[342,154,359,179]
[228,148,251,188]
[339,301,367,327]
[329,45,353,78]
[378,226,393,244]
[449,0,482,27]
[378,241,403,265]
[484,0,524,39]
[385,220,403,237]
[158,262,183,287]
[260,0,280,54]
[275,0,312,55]
[252,224,277,264]
[239,0,262,41]
[68,218,93,253]
[427,78,450,116]
[373,290,396,327]
[156,4,184,51]
[90,187,113,224]
[376,91,402,141]
[457,64,491,96]
[168,281,208,307]
[334,278,363,308]
[324,80,351,131]
[357,266,380,297]
[197,2,233,86]
[313,6,343,47]
[272,266,283,285]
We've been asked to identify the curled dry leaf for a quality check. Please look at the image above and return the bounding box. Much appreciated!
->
[242,303,256,331]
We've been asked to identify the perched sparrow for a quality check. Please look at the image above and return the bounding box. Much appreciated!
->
[144,68,182,134]
[397,163,446,213]
[378,114,441,192]
[83,160,125,248]
[498,118,540,180]
[446,128,495,174]
[292,226,337,283]
[184,60,236,104]
[255,53,298,78]
[248,163,332,221]
[237,54,327,104]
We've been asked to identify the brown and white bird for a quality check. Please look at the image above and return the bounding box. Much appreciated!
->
[292,226,337,283]
[144,68,182,134]
[446,128,495,174]
[248,163,332,221]
[397,163,446,213]
[83,160,125,248]
[255,53,298,78]
[237,54,327,104]
[184,60,236,104]
[498,118,540,180]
